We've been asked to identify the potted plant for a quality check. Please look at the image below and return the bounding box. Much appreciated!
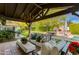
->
[21,37,27,44]
[30,33,37,40]
[36,34,42,42]
[68,42,79,55]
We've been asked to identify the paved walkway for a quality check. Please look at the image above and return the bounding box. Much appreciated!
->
[0,41,25,55]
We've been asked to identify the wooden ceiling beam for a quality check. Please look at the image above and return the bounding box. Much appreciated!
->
[32,10,43,20]
[33,6,78,22]
[0,15,26,22]
[72,12,79,17]
[5,3,17,17]
[20,4,32,18]
[40,3,78,9]
[0,3,79,23]
[43,8,49,16]
[34,8,49,19]
[34,3,42,9]
[20,4,34,20]
[14,3,26,18]
[0,4,5,14]
[30,7,37,15]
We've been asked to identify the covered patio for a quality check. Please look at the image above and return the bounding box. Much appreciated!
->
[0,3,79,55]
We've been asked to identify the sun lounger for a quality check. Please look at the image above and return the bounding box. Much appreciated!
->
[16,40,36,54]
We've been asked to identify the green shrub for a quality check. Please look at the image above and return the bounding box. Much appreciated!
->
[36,34,42,42]
[30,33,37,40]
[30,33,43,42]
[69,23,79,34]
[0,30,15,42]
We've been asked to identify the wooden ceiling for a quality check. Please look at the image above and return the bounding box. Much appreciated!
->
[0,3,79,23]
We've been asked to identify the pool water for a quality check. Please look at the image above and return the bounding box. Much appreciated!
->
[72,36,79,40]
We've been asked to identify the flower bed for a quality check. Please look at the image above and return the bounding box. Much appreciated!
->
[68,42,79,55]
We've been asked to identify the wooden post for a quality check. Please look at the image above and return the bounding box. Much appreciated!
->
[27,22,32,40]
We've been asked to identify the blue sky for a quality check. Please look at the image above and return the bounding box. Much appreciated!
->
[66,12,79,23]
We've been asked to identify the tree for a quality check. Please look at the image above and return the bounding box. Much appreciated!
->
[31,15,67,32]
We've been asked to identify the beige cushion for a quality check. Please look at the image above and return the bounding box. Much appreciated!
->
[41,42,59,55]
[41,43,52,55]
[50,47,59,55]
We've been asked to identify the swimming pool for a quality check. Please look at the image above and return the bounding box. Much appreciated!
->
[71,36,79,40]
